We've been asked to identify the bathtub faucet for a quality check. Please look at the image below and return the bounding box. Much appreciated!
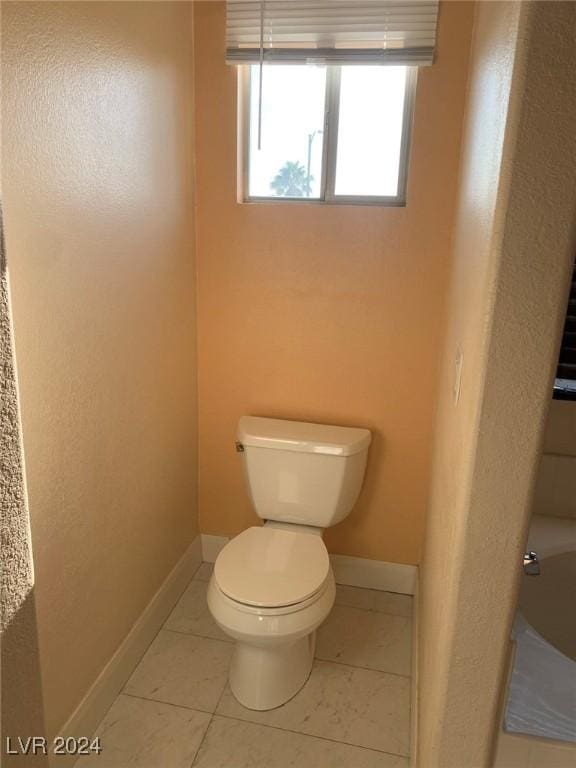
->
[523,551,540,576]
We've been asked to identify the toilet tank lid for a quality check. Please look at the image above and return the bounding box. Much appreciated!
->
[238,416,371,457]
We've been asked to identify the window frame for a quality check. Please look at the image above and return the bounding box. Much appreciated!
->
[238,64,417,206]
[553,261,576,401]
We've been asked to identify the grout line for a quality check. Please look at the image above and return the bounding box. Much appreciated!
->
[190,671,231,767]
[212,711,411,760]
[82,572,207,748]
[85,562,415,765]
[158,630,411,678]
[161,627,233,644]
[159,626,412,679]
[120,689,219,768]
[312,655,412,680]
[213,678,231,713]
[162,627,235,645]
[332,601,413,620]
[112,691,411,763]
[120,655,411,761]
[189,713,214,768]
[121,690,217,768]
[121,691,215,716]
[140,572,413,764]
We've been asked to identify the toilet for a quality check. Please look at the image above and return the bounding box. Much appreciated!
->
[207,415,371,711]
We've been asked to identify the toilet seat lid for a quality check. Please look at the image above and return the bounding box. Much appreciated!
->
[214,526,330,608]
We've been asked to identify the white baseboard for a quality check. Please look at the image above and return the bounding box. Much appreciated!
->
[201,533,416,595]
[410,571,420,767]
[201,533,230,562]
[330,553,417,595]
[52,536,202,767]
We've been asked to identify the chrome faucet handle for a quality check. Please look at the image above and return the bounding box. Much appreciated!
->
[523,551,540,576]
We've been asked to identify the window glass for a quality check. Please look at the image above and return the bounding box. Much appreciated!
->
[334,66,407,198]
[244,64,412,203]
[248,64,326,199]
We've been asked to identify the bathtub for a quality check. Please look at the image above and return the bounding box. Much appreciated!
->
[494,514,576,767]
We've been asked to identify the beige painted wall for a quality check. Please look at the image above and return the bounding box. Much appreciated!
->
[194,1,475,564]
[543,400,576,456]
[418,4,523,759]
[418,2,576,766]
[532,399,576,519]
[2,1,198,737]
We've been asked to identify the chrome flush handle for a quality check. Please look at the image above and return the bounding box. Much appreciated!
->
[523,551,540,576]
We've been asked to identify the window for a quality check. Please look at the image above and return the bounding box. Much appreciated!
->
[241,63,415,204]
[553,262,576,400]
[227,0,439,204]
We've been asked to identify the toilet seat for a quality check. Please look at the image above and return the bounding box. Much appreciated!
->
[214,526,330,609]
[211,574,333,616]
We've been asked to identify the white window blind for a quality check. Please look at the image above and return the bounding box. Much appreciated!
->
[226,0,439,66]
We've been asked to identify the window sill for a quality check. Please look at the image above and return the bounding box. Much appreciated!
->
[240,197,406,207]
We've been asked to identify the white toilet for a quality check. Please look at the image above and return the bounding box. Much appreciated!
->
[207,415,371,711]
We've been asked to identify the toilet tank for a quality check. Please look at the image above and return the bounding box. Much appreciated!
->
[237,416,371,528]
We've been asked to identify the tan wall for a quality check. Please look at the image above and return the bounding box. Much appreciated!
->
[533,176,576,519]
[418,3,522,757]
[194,1,475,564]
[543,400,576,456]
[2,1,198,737]
[533,400,576,519]
[418,2,525,762]
[532,268,576,520]
[418,2,576,766]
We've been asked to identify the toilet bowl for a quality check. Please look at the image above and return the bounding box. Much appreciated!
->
[208,525,336,709]
[207,416,371,710]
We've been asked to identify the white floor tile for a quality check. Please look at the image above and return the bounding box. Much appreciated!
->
[82,572,416,767]
[164,580,229,641]
[335,585,412,617]
[192,716,409,768]
[74,694,210,768]
[216,659,411,756]
[316,605,412,676]
[124,630,232,712]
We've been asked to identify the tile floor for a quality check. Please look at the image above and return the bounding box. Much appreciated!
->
[76,562,413,768]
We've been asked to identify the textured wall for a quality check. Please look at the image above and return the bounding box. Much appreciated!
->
[418,2,576,766]
[1,208,47,765]
[0,206,33,661]
[2,1,198,737]
[194,0,475,564]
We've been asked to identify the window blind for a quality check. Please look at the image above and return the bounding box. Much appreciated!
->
[554,262,576,400]
[226,1,439,66]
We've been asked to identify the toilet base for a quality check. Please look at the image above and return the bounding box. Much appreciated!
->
[230,631,316,710]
